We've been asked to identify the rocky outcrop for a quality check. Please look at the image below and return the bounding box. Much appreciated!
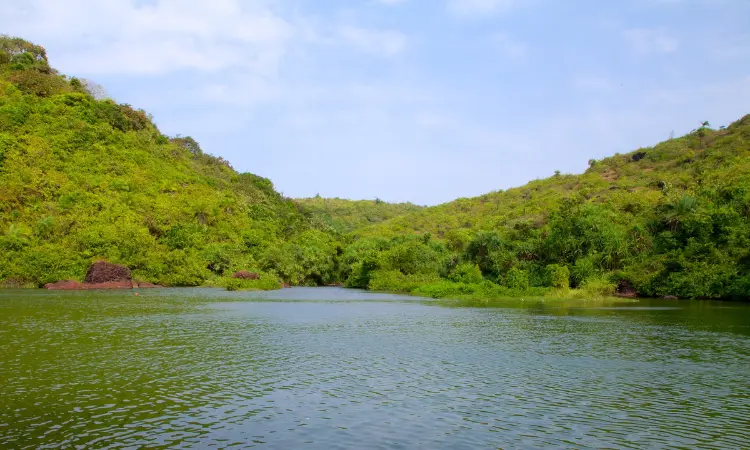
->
[615,280,638,298]
[85,261,131,284]
[631,151,647,162]
[44,261,163,290]
[44,280,163,290]
[45,280,85,290]
[232,271,260,280]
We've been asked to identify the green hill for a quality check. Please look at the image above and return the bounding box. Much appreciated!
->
[0,36,339,288]
[341,116,750,300]
[295,197,423,234]
[2,36,749,300]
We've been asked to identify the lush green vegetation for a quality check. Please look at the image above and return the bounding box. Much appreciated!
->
[2,36,749,300]
[0,36,339,288]
[295,196,422,234]
[344,117,750,300]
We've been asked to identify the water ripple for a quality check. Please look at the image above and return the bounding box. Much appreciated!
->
[0,288,749,449]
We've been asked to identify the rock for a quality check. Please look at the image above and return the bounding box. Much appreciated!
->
[44,261,162,290]
[631,151,647,162]
[45,280,84,290]
[44,279,159,290]
[232,271,260,280]
[281,283,292,288]
[615,280,638,298]
[82,281,134,290]
[663,295,679,300]
[84,261,131,284]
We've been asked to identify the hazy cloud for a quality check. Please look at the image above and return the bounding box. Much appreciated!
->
[338,26,407,57]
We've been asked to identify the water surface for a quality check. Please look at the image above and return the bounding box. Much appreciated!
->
[1,288,749,449]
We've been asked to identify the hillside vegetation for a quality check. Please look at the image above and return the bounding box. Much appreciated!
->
[0,36,339,288]
[295,197,423,234]
[341,116,750,300]
[1,36,748,300]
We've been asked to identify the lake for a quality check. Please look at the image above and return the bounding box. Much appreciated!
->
[1,287,749,449]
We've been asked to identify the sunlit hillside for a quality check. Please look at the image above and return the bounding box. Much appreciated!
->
[0,36,338,287]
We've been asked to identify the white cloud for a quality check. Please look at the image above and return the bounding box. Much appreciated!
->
[0,0,410,78]
[447,0,515,16]
[338,26,407,57]
[0,0,294,75]
[623,27,679,54]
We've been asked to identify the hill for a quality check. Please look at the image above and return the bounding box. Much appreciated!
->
[294,197,423,234]
[2,36,748,300]
[0,36,339,288]
[341,116,750,300]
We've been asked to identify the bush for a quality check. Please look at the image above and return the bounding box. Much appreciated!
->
[546,264,570,289]
[8,70,70,97]
[413,280,483,298]
[579,275,616,298]
[571,256,597,287]
[450,262,484,284]
[503,267,529,291]
[368,270,440,293]
[224,271,281,291]
[379,240,445,275]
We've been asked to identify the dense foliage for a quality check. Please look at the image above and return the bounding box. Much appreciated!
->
[0,36,339,288]
[295,197,422,234]
[345,118,750,300]
[2,36,749,300]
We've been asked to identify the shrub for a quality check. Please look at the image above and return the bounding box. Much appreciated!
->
[450,262,484,284]
[503,267,529,291]
[579,275,616,298]
[8,70,70,97]
[224,271,281,291]
[546,264,570,289]
[368,270,440,293]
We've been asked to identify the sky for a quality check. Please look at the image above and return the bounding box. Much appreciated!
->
[1,0,749,205]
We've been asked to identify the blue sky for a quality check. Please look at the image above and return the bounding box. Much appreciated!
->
[2,0,749,205]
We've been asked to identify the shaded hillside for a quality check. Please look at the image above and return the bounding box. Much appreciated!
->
[343,117,750,299]
[0,36,338,287]
[295,197,423,234]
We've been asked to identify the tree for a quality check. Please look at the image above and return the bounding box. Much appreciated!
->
[696,121,710,149]
[664,195,698,232]
[81,78,109,100]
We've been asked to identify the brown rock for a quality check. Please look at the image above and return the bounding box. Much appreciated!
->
[44,278,162,291]
[84,261,131,284]
[232,271,260,280]
[82,281,134,290]
[615,280,638,298]
[45,280,84,290]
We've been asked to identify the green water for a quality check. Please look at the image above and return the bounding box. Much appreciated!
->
[1,288,749,449]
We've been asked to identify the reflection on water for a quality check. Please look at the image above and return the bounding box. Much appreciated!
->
[1,288,749,449]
